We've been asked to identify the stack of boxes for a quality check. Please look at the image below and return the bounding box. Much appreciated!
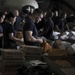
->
[0,49,2,75]
[1,49,25,75]
[20,45,42,61]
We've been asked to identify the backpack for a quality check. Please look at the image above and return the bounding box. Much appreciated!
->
[17,60,58,75]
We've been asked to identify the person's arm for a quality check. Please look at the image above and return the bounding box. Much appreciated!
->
[39,28,47,36]
[25,31,43,43]
[66,24,70,31]
[55,25,61,32]
[0,33,3,37]
[39,21,50,36]
[0,25,3,37]
[9,33,23,43]
[65,19,70,31]
[55,25,64,36]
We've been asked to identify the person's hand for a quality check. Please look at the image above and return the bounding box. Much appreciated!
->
[38,38,43,43]
[19,38,24,43]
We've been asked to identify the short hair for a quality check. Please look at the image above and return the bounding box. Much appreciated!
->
[46,11,53,19]
[60,12,66,18]
[0,12,4,18]
[33,8,43,16]
[6,12,15,20]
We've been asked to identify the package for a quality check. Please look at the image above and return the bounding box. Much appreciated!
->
[43,41,52,52]
[16,31,23,39]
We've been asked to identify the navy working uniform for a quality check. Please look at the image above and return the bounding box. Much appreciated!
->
[3,22,17,48]
[43,18,54,40]
[0,24,3,48]
[23,17,39,46]
[58,18,67,31]
[14,16,22,31]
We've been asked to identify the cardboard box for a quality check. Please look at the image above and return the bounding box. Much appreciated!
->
[53,40,66,50]
[20,45,42,61]
[1,49,24,59]
[42,56,75,75]
[2,66,18,75]
[47,49,69,56]
[67,44,75,54]
[61,68,75,75]
[2,59,24,66]
[20,45,42,52]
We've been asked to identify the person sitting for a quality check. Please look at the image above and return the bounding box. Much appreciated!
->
[35,11,46,33]
[57,12,70,33]
[52,11,60,31]
[13,10,22,31]
[3,12,23,49]
[39,11,54,40]
[0,12,4,48]
[23,9,44,46]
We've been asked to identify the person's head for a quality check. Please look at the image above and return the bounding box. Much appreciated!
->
[27,7,35,16]
[6,12,16,24]
[69,13,74,17]
[0,12,4,23]
[32,8,43,23]
[46,11,53,19]
[54,11,58,17]
[4,10,8,15]
[13,10,19,16]
[61,12,67,19]
[43,12,47,17]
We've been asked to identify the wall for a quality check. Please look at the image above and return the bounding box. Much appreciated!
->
[0,0,38,12]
